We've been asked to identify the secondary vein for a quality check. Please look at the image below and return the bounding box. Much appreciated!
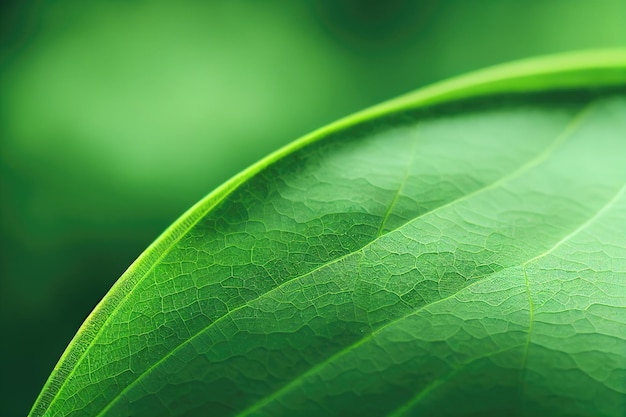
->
[386,344,524,417]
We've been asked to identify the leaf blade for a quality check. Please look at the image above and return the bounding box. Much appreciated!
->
[30,51,626,417]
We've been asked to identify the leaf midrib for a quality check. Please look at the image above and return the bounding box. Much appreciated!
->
[90,101,593,416]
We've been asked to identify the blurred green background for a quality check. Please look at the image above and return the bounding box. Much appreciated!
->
[1,0,625,415]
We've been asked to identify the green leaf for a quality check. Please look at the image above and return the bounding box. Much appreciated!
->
[30,50,626,417]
